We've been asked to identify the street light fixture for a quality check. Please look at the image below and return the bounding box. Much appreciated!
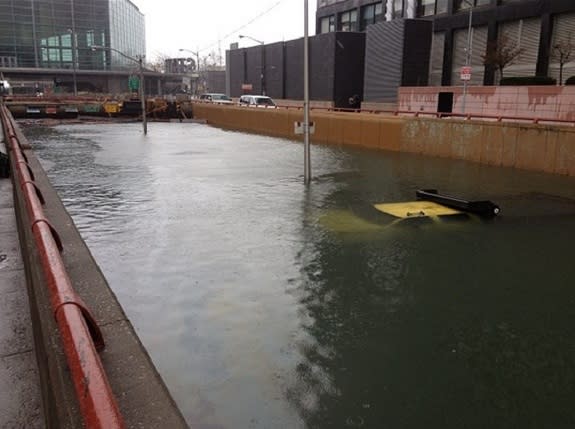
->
[179,48,201,96]
[239,34,266,96]
[461,0,474,114]
[91,45,147,135]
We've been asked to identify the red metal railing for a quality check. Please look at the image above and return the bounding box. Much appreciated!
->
[0,103,125,429]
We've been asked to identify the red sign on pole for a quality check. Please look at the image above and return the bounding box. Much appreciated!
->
[460,66,472,81]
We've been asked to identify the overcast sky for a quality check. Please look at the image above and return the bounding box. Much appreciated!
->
[131,0,316,60]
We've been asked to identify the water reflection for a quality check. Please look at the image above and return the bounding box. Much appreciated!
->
[24,121,575,429]
[25,125,154,241]
[288,167,575,428]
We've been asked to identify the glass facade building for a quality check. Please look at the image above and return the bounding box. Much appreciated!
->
[0,0,145,71]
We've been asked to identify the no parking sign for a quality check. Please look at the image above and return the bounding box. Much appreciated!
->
[460,66,472,81]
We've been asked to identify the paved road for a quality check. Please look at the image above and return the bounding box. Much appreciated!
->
[0,170,44,428]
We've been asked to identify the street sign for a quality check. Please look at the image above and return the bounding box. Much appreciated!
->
[294,121,315,135]
[128,75,140,91]
[241,83,253,91]
[460,66,472,81]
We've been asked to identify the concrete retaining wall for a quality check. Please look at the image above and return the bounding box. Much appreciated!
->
[5,116,189,428]
[399,86,575,122]
[192,103,575,176]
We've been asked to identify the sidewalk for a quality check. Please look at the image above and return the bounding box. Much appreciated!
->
[0,172,44,427]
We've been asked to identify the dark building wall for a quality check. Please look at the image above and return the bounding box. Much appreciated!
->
[334,32,365,108]
[246,45,264,94]
[284,38,305,100]
[227,32,363,106]
[204,70,226,93]
[402,20,432,86]
[228,48,245,97]
[263,42,285,99]
[363,20,404,102]
[283,33,342,103]
[310,33,337,101]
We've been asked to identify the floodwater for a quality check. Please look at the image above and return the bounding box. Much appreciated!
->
[25,121,575,429]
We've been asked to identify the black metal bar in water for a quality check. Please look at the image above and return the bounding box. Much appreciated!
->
[416,189,500,218]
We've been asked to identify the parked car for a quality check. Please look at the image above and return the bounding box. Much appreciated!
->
[238,95,277,108]
[199,93,233,104]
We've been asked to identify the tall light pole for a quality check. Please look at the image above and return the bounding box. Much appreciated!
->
[67,28,78,96]
[68,0,78,96]
[91,45,147,135]
[179,48,200,96]
[239,34,266,95]
[462,0,474,114]
[303,0,311,184]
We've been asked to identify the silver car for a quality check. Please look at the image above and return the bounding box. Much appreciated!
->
[238,95,277,108]
[199,93,233,104]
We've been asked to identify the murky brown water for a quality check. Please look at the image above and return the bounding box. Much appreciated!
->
[26,121,575,429]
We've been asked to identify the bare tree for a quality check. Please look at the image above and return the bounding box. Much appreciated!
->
[482,34,524,82]
[200,50,223,71]
[552,33,573,85]
[146,52,171,73]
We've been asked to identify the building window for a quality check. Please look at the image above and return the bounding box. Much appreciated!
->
[417,0,436,17]
[318,0,347,7]
[436,0,448,14]
[320,15,336,33]
[393,0,405,19]
[361,3,383,31]
[455,0,490,11]
[415,0,449,16]
[339,10,358,32]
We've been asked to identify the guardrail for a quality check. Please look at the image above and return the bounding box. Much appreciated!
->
[191,100,574,127]
[307,106,575,126]
[0,103,125,429]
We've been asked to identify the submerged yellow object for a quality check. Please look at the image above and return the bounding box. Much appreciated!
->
[373,201,462,218]
[319,210,385,233]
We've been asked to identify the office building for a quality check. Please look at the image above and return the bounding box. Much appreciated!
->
[0,0,145,71]
[317,0,575,88]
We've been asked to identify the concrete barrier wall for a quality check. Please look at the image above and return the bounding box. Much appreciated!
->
[399,86,575,122]
[5,117,189,428]
[193,104,575,176]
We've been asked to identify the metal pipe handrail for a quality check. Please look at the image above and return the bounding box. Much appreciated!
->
[0,103,125,429]
[188,99,575,125]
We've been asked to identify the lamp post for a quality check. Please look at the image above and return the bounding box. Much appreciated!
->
[303,0,311,184]
[68,0,78,96]
[91,45,147,135]
[67,29,78,96]
[239,34,266,95]
[179,48,200,96]
[461,0,474,114]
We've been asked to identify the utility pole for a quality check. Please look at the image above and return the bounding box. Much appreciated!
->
[90,45,147,135]
[304,0,311,184]
[68,0,78,96]
[462,0,473,114]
